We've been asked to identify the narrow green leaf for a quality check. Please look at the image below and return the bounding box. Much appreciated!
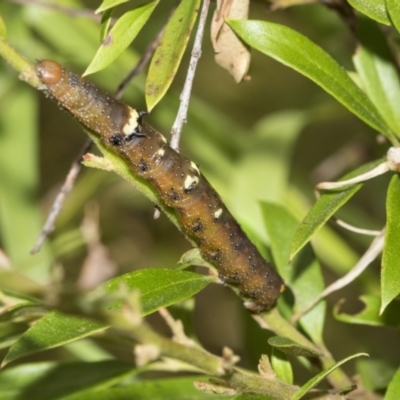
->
[387,0,400,33]
[2,312,105,367]
[84,1,159,76]
[102,269,215,315]
[290,353,368,400]
[99,8,113,43]
[268,336,321,358]
[96,0,129,14]
[290,157,386,259]
[0,361,135,400]
[353,17,400,135]
[230,110,306,242]
[0,15,7,38]
[3,269,212,365]
[228,20,392,138]
[333,295,400,327]
[146,0,200,111]
[62,377,227,400]
[347,0,391,25]
[381,174,400,313]
[261,203,326,344]
[271,349,293,384]
[385,367,400,400]
[0,304,46,323]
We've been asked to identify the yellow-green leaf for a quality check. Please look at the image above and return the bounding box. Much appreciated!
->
[146,0,200,111]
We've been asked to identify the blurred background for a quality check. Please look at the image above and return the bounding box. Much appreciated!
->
[0,0,398,391]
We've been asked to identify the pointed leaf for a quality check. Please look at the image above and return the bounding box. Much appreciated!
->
[96,0,129,14]
[290,157,386,259]
[0,15,6,38]
[386,366,400,400]
[387,0,400,33]
[347,0,391,25]
[61,377,227,400]
[271,348,293,384]
[261,203,325,344]
[99,9,113,43]
[228,20,392,138]
[3,270,213,365]
[381,174,400,312]
[353,17,400,135]
[146,0,200,111]
[2,312,105,367]
[102,268,215,315]
[84,1,159,76]
[334,295,400,327]
[268,336,321,358]
[290,353,368,400]
[0,361,135,400]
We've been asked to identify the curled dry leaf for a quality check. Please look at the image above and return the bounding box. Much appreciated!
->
[211,0,250,82]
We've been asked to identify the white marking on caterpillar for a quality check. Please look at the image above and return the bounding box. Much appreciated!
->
[214,208,223,219]
[122,107,140,136]
[157,148,165,157]
[184,174,199,191]
[160,134,167,143]
[190,161,200,175]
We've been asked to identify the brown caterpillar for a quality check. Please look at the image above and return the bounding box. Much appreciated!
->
[35,60,284,312]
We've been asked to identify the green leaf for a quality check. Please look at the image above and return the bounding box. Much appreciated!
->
[84,1,159,76]
[347,0,391,25]
[99,8,113,43]
[290,353,368,400]
[96,0,129,14]
[290,157,386,259]
[62,377,229,400]
[271,348,293,384]
[387,0,400,33]
[353,17,400,135]
[3,269,212,365]
[333,295,400,327]
[268,336,321,358]
[381,174,400,313]
[228,20,392,138]
[0,361,136,400]
[2,312,105,367]
[102,269,215,315]
[230,110,306,243]
[261,203,326,344]
[0,14,6,38]
[0,304,46,323]
[386,366,400,400]
[146,0,200,111]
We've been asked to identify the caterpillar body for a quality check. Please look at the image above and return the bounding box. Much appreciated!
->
[35,60,284,312]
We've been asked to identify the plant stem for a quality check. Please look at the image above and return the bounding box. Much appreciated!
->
[0,37,39,87]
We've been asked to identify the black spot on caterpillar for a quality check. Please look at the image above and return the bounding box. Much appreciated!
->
[35,60,285,312]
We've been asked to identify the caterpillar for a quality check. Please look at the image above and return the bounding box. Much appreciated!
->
[35,60,284,312]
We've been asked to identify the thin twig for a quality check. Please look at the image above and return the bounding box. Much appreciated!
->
[290,228,386,324]
[31,139,92,254]
[170,0,210,152]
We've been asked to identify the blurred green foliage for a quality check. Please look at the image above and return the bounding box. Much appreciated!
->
[1,0,400,399]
